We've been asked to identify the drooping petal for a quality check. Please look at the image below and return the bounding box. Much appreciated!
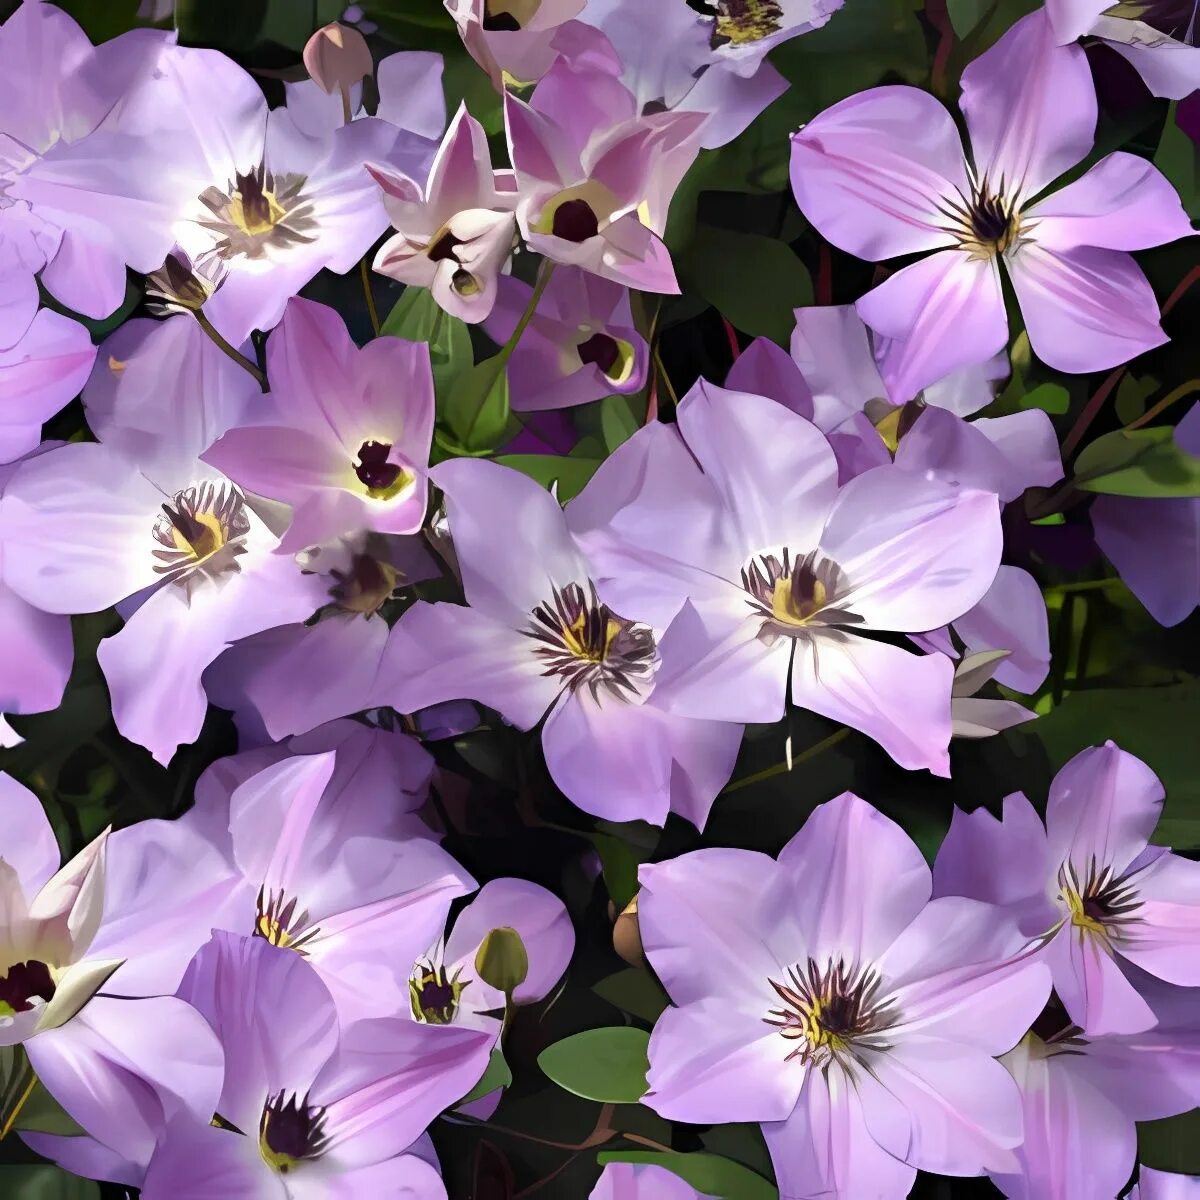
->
[790,86,966,260]
[857,250,1008,404]
[1008,243,1168,374]
[1046,922,1157,1036]
[959,9,1096,199]
[790,635,955,776]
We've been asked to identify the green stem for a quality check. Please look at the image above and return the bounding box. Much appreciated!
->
[360,258,381,336]
[1124,379,1200,431]
[721,726,850,795]
[195,310,265,388]
[501,259,556,366]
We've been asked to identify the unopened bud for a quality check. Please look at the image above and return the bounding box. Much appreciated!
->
[613,894,643,967]
[475,926,529,997]
[303,23,373,95]
[328,552,401,616]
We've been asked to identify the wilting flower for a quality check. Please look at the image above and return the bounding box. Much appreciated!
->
[1046,0,1200,99]
[0,774,224,1187]
[380,457,744,826]
[483,267,647,410]
[640,792,1050,1198]
[591,1161,710,1199]
[934,742,1200,1035]
[445,0,588,88]
[574,382,1002,775]
[17,40,437,343]
[0,2,166,338]
[504,56,704,293]
[370,104,517,322]
[0,316,325,762]
[138,932,480,1198]
[948,649,1038,739]
[790,10,1194,397]
[204,298,435,551]
[990,979,1200,1199]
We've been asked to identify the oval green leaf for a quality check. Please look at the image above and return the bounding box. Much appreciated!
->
[538,1027,650,1103]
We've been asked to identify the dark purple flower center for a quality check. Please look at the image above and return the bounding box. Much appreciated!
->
[427,230,461,263]
[258,1092,329,1173]
[254,886,321,956]
[0,960,56,1015]
[707,0,785,48]
[551,199,600,243]
[410,961,467,1024]
[1109,0,1199,43]
[482,8,522,30]
[355,441,403,492]
[741,548,861,633]
[1058,857,1141,938]
[152,481,251,589]
[523,581,657,702]
[197,162,316,261]
[577,332,620,376]
[969,191,1017,248]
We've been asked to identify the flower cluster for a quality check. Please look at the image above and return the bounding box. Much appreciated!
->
[0,0,1198,1197]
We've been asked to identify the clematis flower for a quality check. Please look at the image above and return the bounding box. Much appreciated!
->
[579,0,791,149]
[0,315,326,763]
[685,0,844,75]
[0,309,96,464]
[445,0,588,88]
[0,2,165,340]
[640,791,1051,1199]
[378,457,744,827]
[369,104,517,322]
[1046,0,1200,99]
[0,773,224,1189]
[16,40,437,344]
[204,297,434,551]
[573,382,1003,776]
[138,932,482,1198]
[0,449,72,746]
[504,56,704,293]
[482,266,647,410]
[790,10,1195,397]
[934,742,1200,1036]
[591,1161,712,1199]
[404,877,574,1091]
[990,978,1200,1199]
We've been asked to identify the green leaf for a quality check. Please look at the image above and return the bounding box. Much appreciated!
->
[494,454,602,503]
[1074,426,1200,497]
[1155,102,1200,219]
[600,395,641,452]
[438,357,512,455]
[1034,678,1200,846]
[380,286,473,394]
[55,0,144,41]
[596,1151,778,1200]
[538,1027,650,1103]
[1019,382,1069,415]
[11,1081,86,1137]
[460,1046,512,1106]
[1140,1108,1200,1174]
[589,831,642,908]
[681,227,812,345]
[946,0,989,36]
[0,1165,99,1199]
[1114,374,1159,426]
[593,967,670,1025]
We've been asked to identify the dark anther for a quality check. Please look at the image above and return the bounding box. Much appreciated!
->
[551,199,600,243]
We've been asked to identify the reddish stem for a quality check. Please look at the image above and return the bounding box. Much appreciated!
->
[816,242,833,306]
[721,316,741,362]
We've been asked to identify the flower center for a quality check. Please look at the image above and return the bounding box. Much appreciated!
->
[410,961,468,1024]
[152,481,251,589]
[354,441,413,501]
[552,199,600,243]
[145,250,223,315]
[329,551,401,616]
[708,0,784,47]
[577,332,636,384]
[1057,859,1141,941]
[254,887,321,956]
[197,163,316,261]
[523,581,657,702]
[741,549,860,635]
[258,1092,328,1173]
[765,958,898,1067]
[1104,0,1199,43]
[0,960,56,1019]
[482,0,542,29]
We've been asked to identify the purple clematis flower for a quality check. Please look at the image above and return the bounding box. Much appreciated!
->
[989,976,1200,1200]
[0,2,165,339]
[1046,0,1200,99]
[138,932,479,1198]
[934,742,1200,1036]
[0,315,326,763]
[204,297,435,551]
[0,774,225,1189]
[483,266,647,410]
[790,10,1195,397]
[640,791,1051,1199]
[0,448,72,745]
[379,457,744,827]
[591,1161,713,1199]
[17,40,437,344]
[573,382,1003,776]
[504,55,704,293]
[0,309,96,463]
[369,103,517,323]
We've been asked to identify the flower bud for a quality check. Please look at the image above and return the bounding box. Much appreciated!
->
[303,23,373,95]
[475,926,529,997]
[612,894,643,967]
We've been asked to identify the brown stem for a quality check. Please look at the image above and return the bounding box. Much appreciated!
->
[360,258,381,336]
[195,310,266,388]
